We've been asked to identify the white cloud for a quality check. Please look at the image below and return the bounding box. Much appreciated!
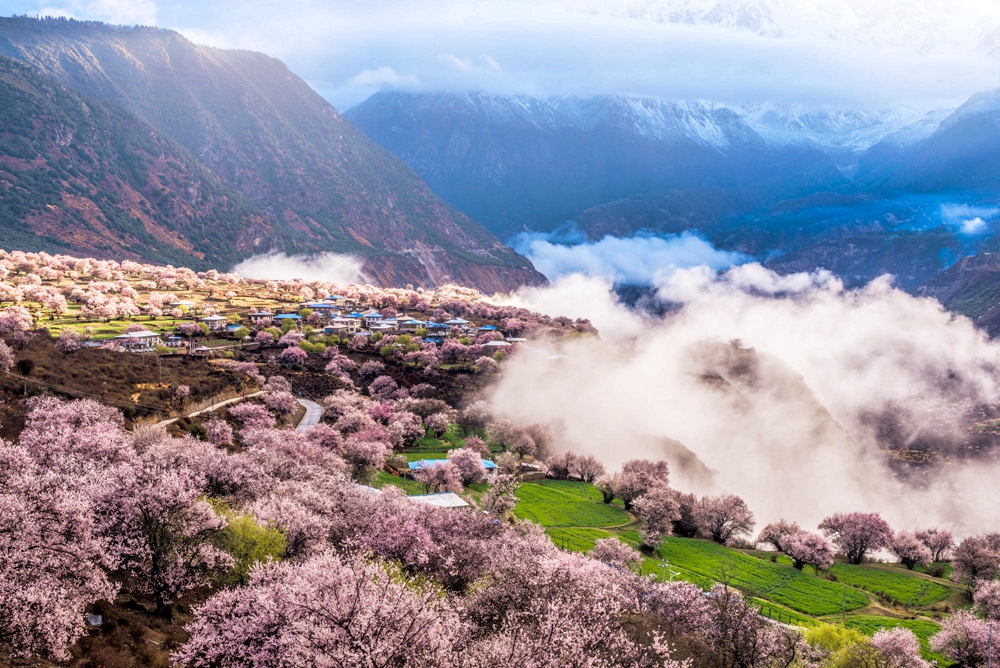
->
[493,264,1000,533]
[232,252,364,284]
[349,66,420,88]
[511,231,745,284]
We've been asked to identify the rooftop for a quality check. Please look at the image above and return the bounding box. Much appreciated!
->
[409,493,469,508]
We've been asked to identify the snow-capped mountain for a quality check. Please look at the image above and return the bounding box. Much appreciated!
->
[735,104,939,153]
[344,91,844,236]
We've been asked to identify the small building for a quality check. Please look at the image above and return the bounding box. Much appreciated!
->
[399,318,424,332]
[200,315,227,331]
[165,335,185,348]
[409,492,470,508]
[248,310,273,327]
[361,310,384,328]
[273,314,302,327]
[113,330,163,351]
[483,340,511,348]
[324,295,348,306]
[168,300,196,313]
[302,302,338,315]
[380,318,399,331]
[506,337,528,343]
[408,459,497,476]
[329,316,360,334]
[444,318,470,326]
[478,325,497,332]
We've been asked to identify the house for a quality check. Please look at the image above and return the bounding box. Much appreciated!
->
[408,459,497,476]
[361,310,384,328]
[444,318,470,327]
[112,330,163,351]
[483,340,511,348]
[165,335,185,348]
[302,302,338,316]
[324,295,348,306]
[273,314,302,327]
[329,316,360,334]
[478,325,497,332]
[200,315,227,331]
[380,318,399,331]
[409,493,469,508]
[506,337,527,343]
[248,310,273,327]
[399,318,424,332]
[168,300,195,313]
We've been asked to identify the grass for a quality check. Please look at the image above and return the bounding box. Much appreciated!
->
[649,537,869,617]
[844,616,946,663]
[373,471,427,495]
[546,527,614,552]
[829,563,956,608]
[514,481,631,528]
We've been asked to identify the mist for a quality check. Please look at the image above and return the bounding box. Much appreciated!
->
[511,230,745,285]
[232,251,364,284]
[491,265,1000,535]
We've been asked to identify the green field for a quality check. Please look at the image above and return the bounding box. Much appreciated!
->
[514,480,631,528]
[829,563,957,608]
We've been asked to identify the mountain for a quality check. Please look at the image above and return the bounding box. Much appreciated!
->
[344,91,846,238]
[0,54,270,267]
[918,253,1000,335]
[0,17,543,292]
[855,90,1000,195]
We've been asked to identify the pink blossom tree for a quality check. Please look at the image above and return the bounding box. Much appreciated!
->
[571,455,606,483]
[614,459,671,511]
[871,627,931,668]
[695,494,755,545]
[481,473,520,517]
[54,329,82,354]
[204,419,234,447]
[0,442,118,661]
[229,402,276,431]
[413,461,462,493]
[425,411,452,437]
[590,537,643,571]
[279,346,308,365]
[176,552,460,668]
[973,580,1000,622]
[265,391,298,415]
[931,610,991,667]
[818,511,894,565]
[546,451,577,480]
[952,534,1000,587]
[94,446,234,615]
[174,384,190,401]
[757,519,802,552]
[889,531,933,570]
[916,528,955,562]
[368,375,398,400]
[633,486,681,549]
[783,531,835,571]
[447,447,488,485]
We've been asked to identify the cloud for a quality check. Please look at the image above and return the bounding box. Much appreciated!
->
[348,66,420,89]
[941,203,1000,235]
[491,264,1000,534]
[232,252,364,284]
[510,230,745,285]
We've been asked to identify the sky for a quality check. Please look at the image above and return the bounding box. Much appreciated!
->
[6,0,1000,111]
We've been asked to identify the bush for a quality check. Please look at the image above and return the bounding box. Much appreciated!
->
[216,512,286,585]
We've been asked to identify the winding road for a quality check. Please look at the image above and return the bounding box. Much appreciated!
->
[296,398,325,431]
[154,391,266,428]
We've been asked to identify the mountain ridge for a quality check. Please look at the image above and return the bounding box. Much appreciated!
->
[0,17,545,292]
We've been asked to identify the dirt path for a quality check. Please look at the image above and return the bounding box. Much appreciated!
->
[154,391,266,427]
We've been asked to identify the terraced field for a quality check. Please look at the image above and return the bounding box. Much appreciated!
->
[514,480,631,528]
[829,563,955,608]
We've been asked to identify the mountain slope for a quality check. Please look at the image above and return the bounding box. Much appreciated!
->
[345,91,846,238]
[0,17,543,292]
[917,253,1000,335]
[0,54,270,267]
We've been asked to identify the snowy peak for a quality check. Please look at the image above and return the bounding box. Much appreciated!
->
[735,103,948,153]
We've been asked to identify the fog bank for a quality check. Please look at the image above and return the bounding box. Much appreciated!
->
[491,265,1000,534]
[232,252,364,285]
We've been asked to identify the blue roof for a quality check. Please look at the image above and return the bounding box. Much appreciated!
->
[408,459,496,470]
[426,322,448,329]
[478,325,497,331]
[325,295,346,300]
[274,314,301,320]
[304,302,335,308]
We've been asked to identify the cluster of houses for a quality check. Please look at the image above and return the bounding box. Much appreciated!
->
[103,293,525,354]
